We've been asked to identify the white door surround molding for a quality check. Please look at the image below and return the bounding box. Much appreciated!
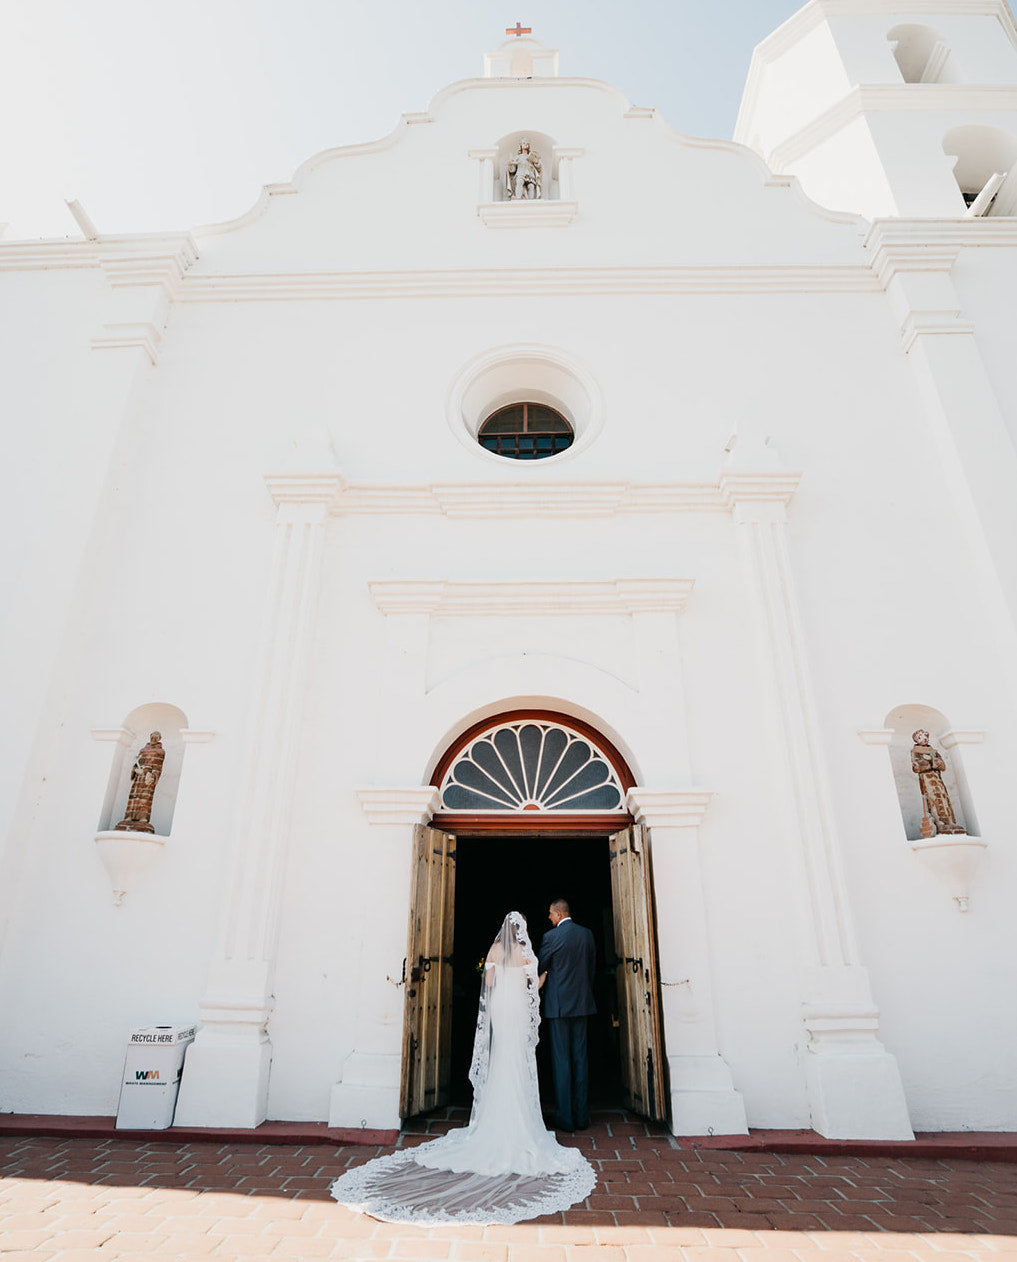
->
[628,789,749,1137]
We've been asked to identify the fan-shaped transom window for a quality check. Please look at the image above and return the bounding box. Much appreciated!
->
[439,719,625,812]
[478,403,574,460]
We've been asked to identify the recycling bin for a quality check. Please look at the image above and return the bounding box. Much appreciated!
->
[116,1024,196,1129]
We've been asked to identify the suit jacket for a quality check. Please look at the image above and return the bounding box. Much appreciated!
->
[538,918,597,1018]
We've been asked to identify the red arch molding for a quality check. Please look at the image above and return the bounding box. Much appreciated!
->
[430,708,635,837]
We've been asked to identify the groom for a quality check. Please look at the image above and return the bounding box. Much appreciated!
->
[538,898,596,1132]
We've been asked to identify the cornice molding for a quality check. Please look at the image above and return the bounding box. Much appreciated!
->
[179,265,879,303]
[866,217,1017,269]
[99,245,197,300]
[858,729,895,746]
[323,479,794,519]
[432,483,627,518]
[627,788,714,828]
[864,230,960,287]
[900,309,976,353]
[0,233,197,275]
[357,787,440,826]
[91,727,134,747]
[327,481,732,518]
[368,578,695,618]
[90,322,162,365]
[263,471,346,510]
[767,85,1017,171]
[718,471,802,508]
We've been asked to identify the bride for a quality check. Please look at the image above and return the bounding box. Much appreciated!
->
[330,910,597,1225]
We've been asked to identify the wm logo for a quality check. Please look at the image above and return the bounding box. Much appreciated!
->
[135,1070,160,1080]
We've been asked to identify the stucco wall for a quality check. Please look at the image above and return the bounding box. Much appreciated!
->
[2,31,1016,1133]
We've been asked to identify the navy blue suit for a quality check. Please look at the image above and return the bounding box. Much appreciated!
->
[538,918,596,1130]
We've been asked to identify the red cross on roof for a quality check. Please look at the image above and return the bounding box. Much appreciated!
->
[506,22,532,36]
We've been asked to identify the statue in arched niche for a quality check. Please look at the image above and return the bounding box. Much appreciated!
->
[115,732,165,834]
[911,729,966,836]
[506,138,542,200]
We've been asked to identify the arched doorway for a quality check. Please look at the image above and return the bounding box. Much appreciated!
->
[400,710,667,1125]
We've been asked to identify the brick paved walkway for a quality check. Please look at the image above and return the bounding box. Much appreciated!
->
[3,1110,1017,1261]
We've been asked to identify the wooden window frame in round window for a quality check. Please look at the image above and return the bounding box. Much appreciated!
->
[478,402,574,461]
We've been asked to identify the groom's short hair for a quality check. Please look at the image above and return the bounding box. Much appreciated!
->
[550,898,570,917]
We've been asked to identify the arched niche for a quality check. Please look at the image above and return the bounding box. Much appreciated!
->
[888,24,960,84]
[883,703,977,841]
[98,702,188,836]
[943,125,1017,216]
[495,131,559,201]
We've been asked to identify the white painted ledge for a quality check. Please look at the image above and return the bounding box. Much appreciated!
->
[940,729,987,749]
[357,787,440,826]
[627,789,714,829]
[478,201,578,228]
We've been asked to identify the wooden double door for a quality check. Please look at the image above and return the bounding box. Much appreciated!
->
[399,823,666,1123]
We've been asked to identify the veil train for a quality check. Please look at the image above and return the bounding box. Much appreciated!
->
[329,911,597,1226]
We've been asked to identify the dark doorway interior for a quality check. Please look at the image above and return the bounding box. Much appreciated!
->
[449,834,621,1113]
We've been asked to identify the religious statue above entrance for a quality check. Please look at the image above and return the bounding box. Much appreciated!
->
[437,718,626,812]
[470,132,581,226]
[505,138,542,200]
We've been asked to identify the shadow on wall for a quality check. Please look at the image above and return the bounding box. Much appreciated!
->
[943,125,1017,216]
[888,24,962,85]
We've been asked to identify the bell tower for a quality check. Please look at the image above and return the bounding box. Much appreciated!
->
[735,0,1017,219]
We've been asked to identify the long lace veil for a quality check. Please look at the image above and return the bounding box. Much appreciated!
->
[467,911,540,1114]
[329,908,597,1225]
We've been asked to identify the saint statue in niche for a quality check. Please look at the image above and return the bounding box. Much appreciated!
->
[911,729,966,836]
[114,732,166,834]
[505,138,542,200]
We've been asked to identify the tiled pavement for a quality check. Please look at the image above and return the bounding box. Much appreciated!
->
[2,1110,1017,1262]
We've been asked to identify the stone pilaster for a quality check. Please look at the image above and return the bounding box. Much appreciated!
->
[627,789,748,1136]
[722,452,913,1140]
[329,787,439,1131]
[868,223,1017,705]
[174,466,342,1129]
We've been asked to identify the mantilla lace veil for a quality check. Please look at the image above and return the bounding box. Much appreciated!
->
[330,910,597,1225]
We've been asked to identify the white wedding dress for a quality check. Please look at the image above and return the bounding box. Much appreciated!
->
[330,912,597,1225]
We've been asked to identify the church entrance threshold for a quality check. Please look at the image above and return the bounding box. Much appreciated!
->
[449,834,619,1114]
[400,822,667,1127]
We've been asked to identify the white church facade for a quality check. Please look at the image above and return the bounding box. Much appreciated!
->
[2,0,1017,1141]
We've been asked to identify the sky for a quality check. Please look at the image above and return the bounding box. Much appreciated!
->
[1,0,1014,241]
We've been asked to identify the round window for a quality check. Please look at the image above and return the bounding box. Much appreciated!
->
[477,403,574,461]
